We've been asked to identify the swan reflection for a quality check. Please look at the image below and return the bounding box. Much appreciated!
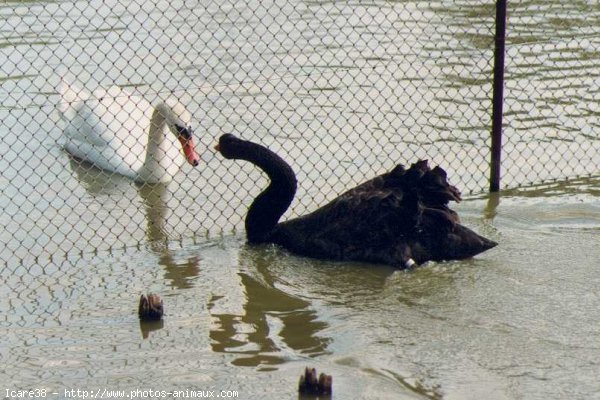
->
[208,246,330,368]
[69,155,171,245]
[69,157,200,290]
[138,182,201,289]
[138,181,170,246]
[68,156,131,195]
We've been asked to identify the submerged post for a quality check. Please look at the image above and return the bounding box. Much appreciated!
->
[489,0,507,192]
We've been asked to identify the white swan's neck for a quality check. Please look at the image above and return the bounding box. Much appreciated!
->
[138,102,180,182]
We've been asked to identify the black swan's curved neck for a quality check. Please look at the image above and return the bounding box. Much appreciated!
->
[219,135,297,243]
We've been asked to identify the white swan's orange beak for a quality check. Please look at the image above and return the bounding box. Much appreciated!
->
[178,136,200,167]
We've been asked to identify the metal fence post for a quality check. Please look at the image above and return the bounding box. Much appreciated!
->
[489,0,507,192]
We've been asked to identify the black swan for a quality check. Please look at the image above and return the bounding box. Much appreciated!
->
[216,134,497,268]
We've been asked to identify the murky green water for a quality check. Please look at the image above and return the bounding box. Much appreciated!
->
[3,186,600,399]
[2,0,600,399]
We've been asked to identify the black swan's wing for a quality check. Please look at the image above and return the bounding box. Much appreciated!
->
[271,161,495,267]
[271,185,412,263]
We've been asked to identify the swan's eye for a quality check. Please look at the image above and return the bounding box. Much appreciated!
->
[175,124,192,139]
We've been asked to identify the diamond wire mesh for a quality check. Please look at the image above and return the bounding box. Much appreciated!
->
[0,0,599,264]
[501,1,600,185]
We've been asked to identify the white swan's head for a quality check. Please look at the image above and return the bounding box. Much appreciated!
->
[159,99,201,167]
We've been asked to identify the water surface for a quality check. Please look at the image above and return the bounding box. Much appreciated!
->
[3,185,600,399]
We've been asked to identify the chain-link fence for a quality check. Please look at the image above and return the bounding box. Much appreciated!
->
[1,0,599,264]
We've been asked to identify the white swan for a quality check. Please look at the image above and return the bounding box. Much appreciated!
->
[57,82,200,183]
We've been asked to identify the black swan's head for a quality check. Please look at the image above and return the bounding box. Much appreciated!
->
[214,133,239,159]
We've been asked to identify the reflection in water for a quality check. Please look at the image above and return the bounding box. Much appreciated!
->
[138,184,201,289]
[68,156,131,195]
[298,389,332,400]
[138,182,170,245]
[209,246,330,369]
[139,319,165,339]
[69,157,200,289]
[159,252,200,290]
[484,192,500,220]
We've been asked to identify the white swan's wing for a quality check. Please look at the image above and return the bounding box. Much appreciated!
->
[91,86,152,166]
[63,139,138,178]
[59,84,153,174]
[59,82,109,149]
